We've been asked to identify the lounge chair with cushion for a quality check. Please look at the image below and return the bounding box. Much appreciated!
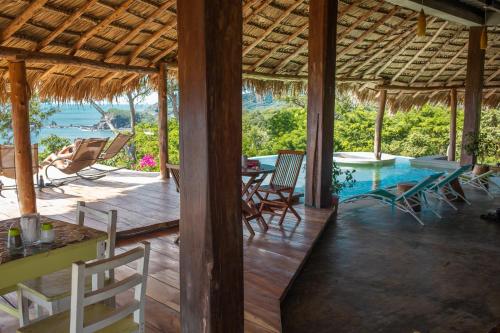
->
[0,144,39,193]
[44,138,109,186]
[341,173,444,226]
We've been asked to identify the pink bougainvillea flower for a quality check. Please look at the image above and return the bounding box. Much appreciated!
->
[139,154,157,168]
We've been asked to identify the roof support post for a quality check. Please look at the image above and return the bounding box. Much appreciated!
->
[177,0,243,331]
[8,60,37,215]
[448,88,457,161]
[305,0,337,208]
[374,89,387,161]
[460,27,485,166]
[158,63,169,180]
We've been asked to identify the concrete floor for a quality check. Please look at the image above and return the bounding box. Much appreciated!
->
[282,187,500,333]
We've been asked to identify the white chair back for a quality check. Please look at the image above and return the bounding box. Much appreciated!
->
[69,242,150,333]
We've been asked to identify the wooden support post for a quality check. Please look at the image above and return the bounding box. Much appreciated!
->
[460,27,485,166]
[305,0,337,209]
[374,89,387,160]
[448,88,457,161]
[177,0,243,331]
[158,63,169,179]
[8,61,36,215]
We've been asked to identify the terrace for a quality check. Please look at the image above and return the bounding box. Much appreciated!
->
[0,0,499,332]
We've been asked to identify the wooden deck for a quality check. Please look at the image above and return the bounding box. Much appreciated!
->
[0,169,334,332]
[0,169,180,238]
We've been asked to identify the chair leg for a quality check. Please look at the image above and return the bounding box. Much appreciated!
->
[278,206,288,225]
[243,218,255,236]
[288,204,301,221]
[16,290,29,327]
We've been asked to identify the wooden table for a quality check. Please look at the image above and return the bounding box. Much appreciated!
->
[242,164,275,226]
[0,217,106,293]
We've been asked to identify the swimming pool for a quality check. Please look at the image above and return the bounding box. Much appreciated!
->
[254,155,437,199]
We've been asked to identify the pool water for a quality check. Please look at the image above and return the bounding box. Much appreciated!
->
[254,155,437,199]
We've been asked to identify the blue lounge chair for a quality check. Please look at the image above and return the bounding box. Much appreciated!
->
[341,173,444,226]
[425,164,472,211]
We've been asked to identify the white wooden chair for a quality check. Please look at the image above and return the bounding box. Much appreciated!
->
[16,202,117,326]
[17,242,150,333]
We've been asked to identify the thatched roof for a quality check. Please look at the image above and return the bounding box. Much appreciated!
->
[0,0,499,110]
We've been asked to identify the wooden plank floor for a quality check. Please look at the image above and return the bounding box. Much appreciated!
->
[0,169,180,237]
[0,170,334,332]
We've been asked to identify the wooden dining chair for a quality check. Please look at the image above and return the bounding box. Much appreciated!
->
[166,163,181,243]
[17,242,150,333]
[166,163,181,193]
[258,150,305,225]
[16,202,117,326]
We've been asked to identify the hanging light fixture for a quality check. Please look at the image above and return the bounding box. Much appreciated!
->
[417,8,427,37]
[480,26,488,49]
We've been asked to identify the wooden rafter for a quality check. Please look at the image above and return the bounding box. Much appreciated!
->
[271,1,358,74]
[72,0,135,53]
[250,23,308,71]
[243,0,273,25]
[391,21,448,82]
[373,19,440,77]
[337,7,398,59]
[104,0,176,60]
[349,16,418,76]
[242,0,305,57]
[36,0,99,51]
[407,27,464,99]
[0,46,157,74]
[0,0,49,42]
[336,3,383,42]
[128,18,176,64]
[70,70,93,86]
[339,12,417,73]
[152,42,177,63]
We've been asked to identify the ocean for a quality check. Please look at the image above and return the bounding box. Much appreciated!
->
[3,103,152,151]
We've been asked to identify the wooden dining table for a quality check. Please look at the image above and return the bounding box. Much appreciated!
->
[241,164,275,227]
[0,216,106,297]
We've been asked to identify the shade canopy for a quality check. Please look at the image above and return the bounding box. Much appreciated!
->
[0,0,498,110]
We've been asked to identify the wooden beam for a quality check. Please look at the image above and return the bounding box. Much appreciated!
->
[376,84,464,91]
[158,63,169,180]
[0,0,49,42]
[105,0,176,59]
[272,1,357,74]
[384,0,484,26]
[36,0,98,51]
[337,7,398,59]
[242,0,304,57]
[448,88,457,161]
[72,0,135,53]
[374,19,438,78]
[337,3,383,42]
[374,89,387,160]
[460,27,485,165]
[0,46,157,74]
[250,23,308,71]
[305,0,337,209]
[177,0,243,331]
[391,22,448,82]
[8,61,37,215]
[243,0,273,25]
[349,16,417,76]
[128,18,177,64]
[339,13,417,74]
[152,42,178,64]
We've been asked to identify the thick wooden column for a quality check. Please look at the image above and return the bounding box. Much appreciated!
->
[158,62,169,179]
[8,61,36,215]
[460,27,485,165]
[305,0,337,209]
[448,88,457,161]
[374,89,387,160]
[177,0,243,332]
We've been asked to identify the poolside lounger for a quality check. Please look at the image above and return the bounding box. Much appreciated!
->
[341,173,444,226]
[460,169,499,199]
[99,133,132,161]
[424,164,472,210]
[0,144,39,194]
[44,138,109,186]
